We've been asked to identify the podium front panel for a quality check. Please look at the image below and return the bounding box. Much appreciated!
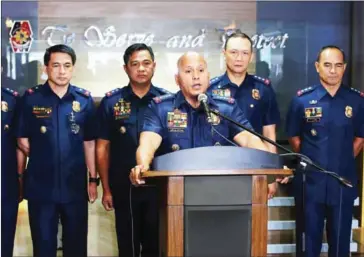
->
[184,176,252,205]
[184,205,251,257]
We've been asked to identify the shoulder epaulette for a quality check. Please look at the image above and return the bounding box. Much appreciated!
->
[297,86,315,96]
[155,86,171,95]
[210,75,223,85]
[153,94,174,104]
[211,95,235,104]
[253,75,270,86]
[3,87,19,97]
[350,87,364,98]
[105,88,122,97]
[74,86,91,97]
[26,84,42,95]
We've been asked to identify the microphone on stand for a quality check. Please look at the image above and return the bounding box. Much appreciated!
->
[198,93,213,123]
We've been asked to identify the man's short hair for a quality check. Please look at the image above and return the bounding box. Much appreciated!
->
[44,44,76,66]
[224,29,253,51]
[316,45,346,63]
[123,43,155,65]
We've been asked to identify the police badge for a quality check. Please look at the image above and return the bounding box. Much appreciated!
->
[252,89,260,100]
[1,101,8,112]
[345,106,353,118]
[72,101,81,112]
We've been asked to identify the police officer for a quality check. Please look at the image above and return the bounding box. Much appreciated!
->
[130,51,269,186]
[208,30,281,197]
[1,86,26,257]
[96,43,170,257]
[285,45,364,257]
[16,44,98,257]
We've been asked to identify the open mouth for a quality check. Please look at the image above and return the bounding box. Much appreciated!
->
[192,83,202,89]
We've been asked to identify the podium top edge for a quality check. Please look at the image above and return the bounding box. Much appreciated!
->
[142,169,293,177]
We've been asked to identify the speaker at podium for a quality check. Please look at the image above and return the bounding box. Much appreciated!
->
[142,146,292,257]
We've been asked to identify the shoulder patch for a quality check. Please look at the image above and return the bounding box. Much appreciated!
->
[350,87,364,98]
[3,87,20,97]
[26,84,42,95]
[74,86,91,97]
[297,86,314,96]
[105,88,122,97]
[211,95,235,104]
[153,94,174,104]
[253,75,270,86]
[210,75,223,85]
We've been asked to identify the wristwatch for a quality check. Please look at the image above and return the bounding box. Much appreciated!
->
[89,177,100,186]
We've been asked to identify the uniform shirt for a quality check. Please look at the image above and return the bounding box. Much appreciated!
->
[142,91,253,153]
[1,87,20,200]
[209,73,280,134]
[286,84,364,204]
[97,85,170,190]
[16,82,97,203]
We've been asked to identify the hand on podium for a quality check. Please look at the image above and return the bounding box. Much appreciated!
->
[130,164,148,186]
[268,182,278,199]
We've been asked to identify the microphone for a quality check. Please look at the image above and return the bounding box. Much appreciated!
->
[198,93,212,123]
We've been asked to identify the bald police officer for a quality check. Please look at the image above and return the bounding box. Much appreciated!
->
[130,51,269,186]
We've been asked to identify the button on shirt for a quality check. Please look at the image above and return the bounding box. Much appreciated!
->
[286,84,364,204]
[142,91,253,153]
[16,82,97,203]
[209,73,280,134]
[97,85,170,188]
[1,87,20,200]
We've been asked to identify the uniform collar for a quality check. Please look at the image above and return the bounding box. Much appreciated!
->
[43,81,77,99]
[174,91,218,109]
[316,83,346,100]
[123,84,160,99]
[221,72,252,88]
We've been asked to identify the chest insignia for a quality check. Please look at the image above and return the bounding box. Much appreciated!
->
[1,101,8,112]
[114,98,131,120]
[72,101,81,112]
[345,106,353,118]
[32,106,52,118]
[167,109,188,132]
[212,89,231,98]
[252,89,260,100]
[304,107,322,122]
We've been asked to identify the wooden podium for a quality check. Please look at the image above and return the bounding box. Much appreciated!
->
[142,146,292,257]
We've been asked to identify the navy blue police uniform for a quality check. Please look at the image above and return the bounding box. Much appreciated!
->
[97,84,170,257]
[1,87,20,257]
[286,84,364,257]
[142,90,253,152]
[16,82,97,257]
[208,73,280,134]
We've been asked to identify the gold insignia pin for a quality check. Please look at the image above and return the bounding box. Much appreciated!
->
[171,144,180,151]
[1,101,8,112]
[345,106,352,118]
[252,89,260,100]
[40,126,47,134]
[72,101,81,112]
[120,126,126,134]
[211,113,221,125]
[311,129,317,136]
